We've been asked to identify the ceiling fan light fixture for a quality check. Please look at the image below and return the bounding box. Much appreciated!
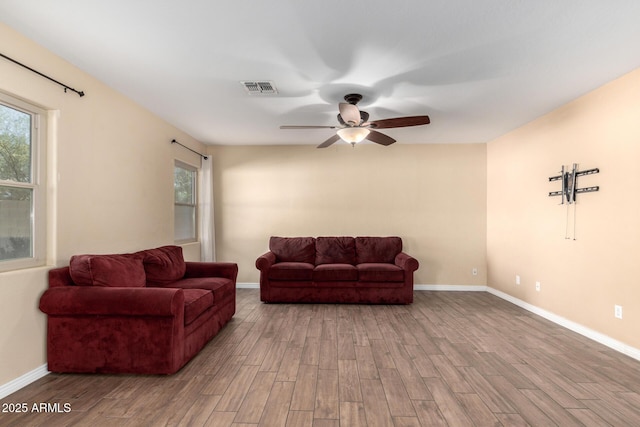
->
[280,93,429,148]
[337,127,370,145]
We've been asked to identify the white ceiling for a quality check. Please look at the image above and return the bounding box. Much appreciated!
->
[2,1,640,146]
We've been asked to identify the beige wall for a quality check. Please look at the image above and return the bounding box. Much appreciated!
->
[4,17,638,395]
[210,143,487,286]
[487,68,640,349]
[0,24,203,386]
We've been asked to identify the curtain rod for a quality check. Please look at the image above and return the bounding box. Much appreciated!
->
[171,139,208,160]
[0,52,85,97]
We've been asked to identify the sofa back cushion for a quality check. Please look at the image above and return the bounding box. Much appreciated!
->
[269,237,316,264]
[316,236,356,265]
[356,236,402,264]
[69,253,146,287]
[139,245,186,285]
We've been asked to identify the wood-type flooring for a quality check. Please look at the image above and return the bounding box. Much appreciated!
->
[2,289,640,426]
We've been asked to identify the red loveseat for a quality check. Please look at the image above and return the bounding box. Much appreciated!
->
[256,236,419,304]
[39,245,237,375]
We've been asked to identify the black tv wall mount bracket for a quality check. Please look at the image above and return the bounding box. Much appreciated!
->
[548,164,599,204]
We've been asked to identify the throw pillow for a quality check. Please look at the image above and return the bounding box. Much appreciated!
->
[315,236,356,265]
[69,253,146,287]
[269,236,316,264]
[139,245,186,285]
[355,236,402,264]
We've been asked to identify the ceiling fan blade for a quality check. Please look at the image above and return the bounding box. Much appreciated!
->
[317,134,341,148]
[280,125,337,129]
[368,115,430,129]
[339,102,361,126]
[365,130,396,146]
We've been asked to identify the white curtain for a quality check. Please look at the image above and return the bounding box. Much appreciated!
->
[199,156,216,261]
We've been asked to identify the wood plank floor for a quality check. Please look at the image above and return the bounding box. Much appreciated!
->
[2,289,640,426]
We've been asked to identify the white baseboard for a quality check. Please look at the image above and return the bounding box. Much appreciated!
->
[0,364,49,400]
[238,283,487,291]
[237,282,259,289]
[487,287,640,362]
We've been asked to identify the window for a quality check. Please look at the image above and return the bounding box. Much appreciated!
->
[174,161,197,242]
[0,93,46,271]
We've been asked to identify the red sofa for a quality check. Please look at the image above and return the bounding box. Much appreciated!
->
[256,236,419,304]
[39,245,237,375]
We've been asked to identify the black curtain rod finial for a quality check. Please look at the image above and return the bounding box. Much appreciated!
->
[67,87,85,97]
[1,52,85,97]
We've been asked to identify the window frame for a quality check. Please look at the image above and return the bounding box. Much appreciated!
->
[173,160,198,244]
[0,92,47,272]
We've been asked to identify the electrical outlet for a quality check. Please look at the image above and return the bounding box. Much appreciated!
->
[535,281,541,292]
[472,268,478,276]
[516,275,521,285]
[615,305,623,319]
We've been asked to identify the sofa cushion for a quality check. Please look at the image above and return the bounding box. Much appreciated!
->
[269,262,314,281]
[139,245,186,285]
[316,280,358,288]
[69,254,146,287]
[164,277,235,302]
[356,237,402,264]
[357,263,404,282]
[182,289,214,326]
[270,236,316,264]
[269,280,315,288]
[313,263,358,281]
[316,237,356,265]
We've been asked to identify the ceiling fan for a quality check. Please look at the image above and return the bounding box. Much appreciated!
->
[280,93,430,148]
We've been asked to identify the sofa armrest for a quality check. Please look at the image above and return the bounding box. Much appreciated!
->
[255,251,276,271]
[39,286,184,317]
[48,267,74,288]
[184,262,238,281]
[395,252,419,272]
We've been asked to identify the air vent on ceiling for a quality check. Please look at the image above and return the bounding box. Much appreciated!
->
[241,81,278,95]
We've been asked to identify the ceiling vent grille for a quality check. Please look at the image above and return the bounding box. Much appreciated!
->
[241,81,278,95]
